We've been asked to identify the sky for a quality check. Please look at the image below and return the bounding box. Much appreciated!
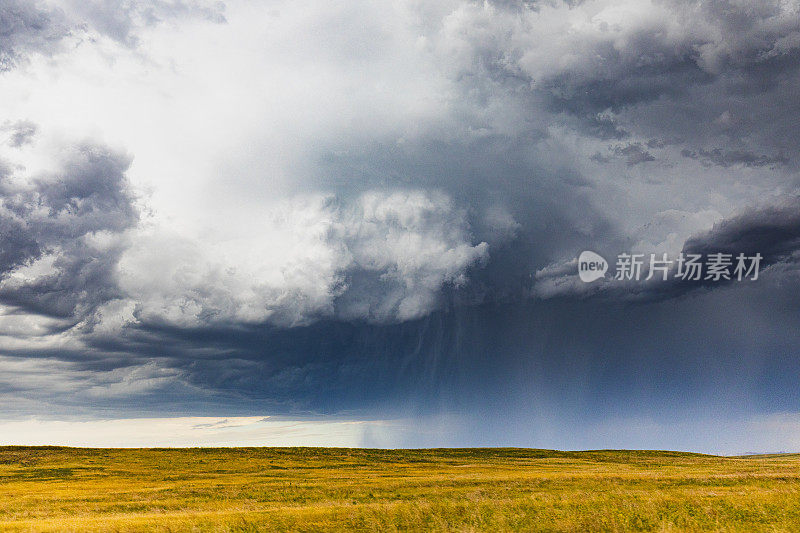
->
[0,0,799,453]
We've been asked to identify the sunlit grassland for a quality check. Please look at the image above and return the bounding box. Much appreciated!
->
[0,447,798,531]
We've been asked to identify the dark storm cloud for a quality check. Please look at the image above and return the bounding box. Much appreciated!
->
[428,0,800,307]
[448,0,800,172]
[540,55,710,119]
[2,0,800,452]
[0,142,138,319]
[23,280,799,429]
[684,197,800,264]
[314,133,617,306]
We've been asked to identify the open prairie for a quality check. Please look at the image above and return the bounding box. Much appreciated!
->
[0,447,798,532]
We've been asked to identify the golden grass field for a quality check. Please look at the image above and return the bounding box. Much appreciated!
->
[0,447,798,532]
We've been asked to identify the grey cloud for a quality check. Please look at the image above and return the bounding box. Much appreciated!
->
[646,139,671,149]
[0,354,200,417]
[313,130,617,306]
[0,142,138,319]
[534,197,800,301]
[437,0,800,172]
[548,0,800,113]
[584,113,630,140]
[62,0,226,47]
[426,0,800,293]
[0,1,227,74]
[683,197,800,264]
[0,0,225,70]
[0,0,70,70]
[33,145,137,235]
[115,189,488,329]
[4,120,37,147]
[680,147,788,168]
[613,142,656,166]
[1,0,799,439]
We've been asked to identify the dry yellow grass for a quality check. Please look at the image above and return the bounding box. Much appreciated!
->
[0,447,798,531]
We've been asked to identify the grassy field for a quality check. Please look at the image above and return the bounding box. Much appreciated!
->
[0,447,798,531]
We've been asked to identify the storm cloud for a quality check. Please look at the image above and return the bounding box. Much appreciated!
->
[0,0,799,451]
[0,142,137,320]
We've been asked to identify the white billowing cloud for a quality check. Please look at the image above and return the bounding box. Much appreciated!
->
[0,0,458,231]
[116,195,350,327]
[0,0,495,330]
[114,189,488,327]
[337,190,488,321]
[436,0,800,93]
